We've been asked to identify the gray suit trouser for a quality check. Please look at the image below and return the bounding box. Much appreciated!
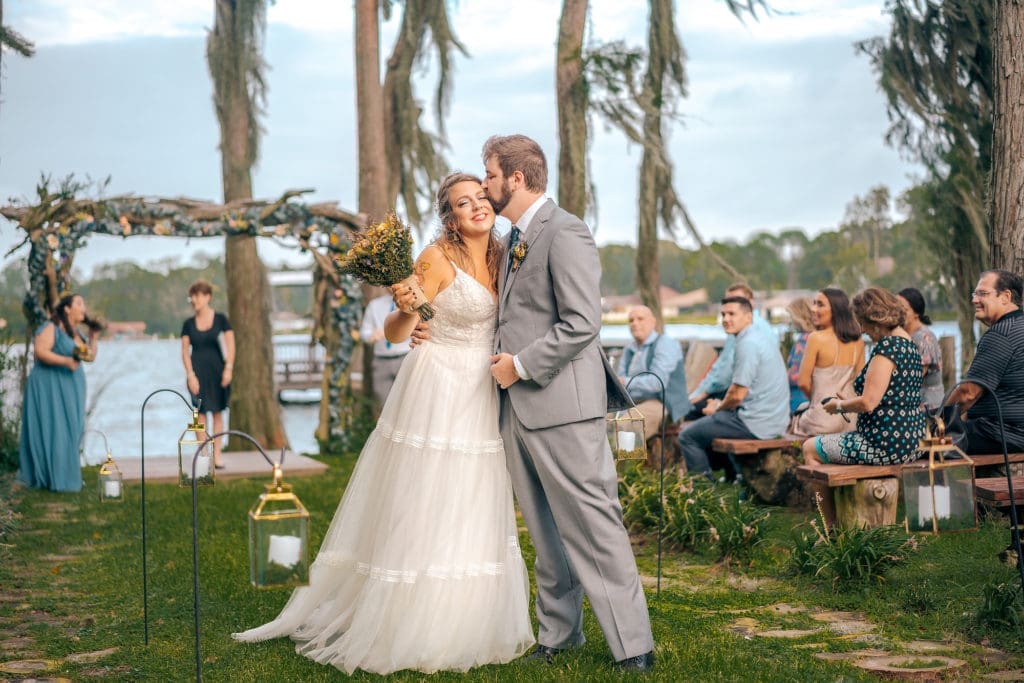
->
[500,392,654,661]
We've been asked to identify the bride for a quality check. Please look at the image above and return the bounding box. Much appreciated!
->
[233,172,534,674]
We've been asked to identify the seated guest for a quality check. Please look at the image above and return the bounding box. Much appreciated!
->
[789,288,865,437]
[802,287,926,521]
[944,270,1024,454]
[687,282,773,419]
[785,297,814,412]
[678,296,789,481]
[617,305,690,440]
[898,287,944,412]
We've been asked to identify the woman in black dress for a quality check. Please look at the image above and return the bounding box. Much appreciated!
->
[180,279,234,468]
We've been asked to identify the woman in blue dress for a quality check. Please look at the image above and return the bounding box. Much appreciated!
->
[18,293,99,492]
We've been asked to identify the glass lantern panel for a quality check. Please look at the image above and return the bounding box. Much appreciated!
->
[98,470,123,502]
[607,411,646,460]
[939,465,977,532]
[179,427,214,487]
[249,510,309,588]
[903,463,977,533]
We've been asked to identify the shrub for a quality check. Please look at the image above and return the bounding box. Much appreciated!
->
[974,579,1024,630]
[621,467,770,563]
[790,494,917,589]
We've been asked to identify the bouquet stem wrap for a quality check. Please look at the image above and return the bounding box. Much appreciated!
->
[397,274,435,321]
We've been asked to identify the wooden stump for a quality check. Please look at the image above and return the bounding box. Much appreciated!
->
[738,447,804,506]
[833,477,899,528]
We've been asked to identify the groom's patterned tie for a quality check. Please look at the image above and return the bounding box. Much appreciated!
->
[505,225,521,279]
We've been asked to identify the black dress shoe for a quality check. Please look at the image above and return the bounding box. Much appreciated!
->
[527,644,564,663]
[615,651,654,672]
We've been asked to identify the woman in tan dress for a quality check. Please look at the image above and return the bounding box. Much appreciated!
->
[790,288,865,437]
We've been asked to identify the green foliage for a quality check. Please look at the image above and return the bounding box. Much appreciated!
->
[790,507,917,589]
[973,579,1024,631]
[596,207,951,313]
[620,464,769,563]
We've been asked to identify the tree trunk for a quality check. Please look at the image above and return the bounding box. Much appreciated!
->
[636,1,668,330]
[353,0,390,410]
[991,0,1024,273]
[636,148,661,328]
[210,0,286,451]
[355,0,389,224]
[556,0,588,219]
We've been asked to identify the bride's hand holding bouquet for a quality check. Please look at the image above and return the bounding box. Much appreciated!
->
[336,213,435,321]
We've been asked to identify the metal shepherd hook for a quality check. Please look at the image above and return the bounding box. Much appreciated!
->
[624,370,667,597]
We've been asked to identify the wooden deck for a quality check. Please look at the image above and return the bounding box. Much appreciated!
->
[274,339,324,393]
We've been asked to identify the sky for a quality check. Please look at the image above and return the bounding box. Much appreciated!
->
[0,0,921,279]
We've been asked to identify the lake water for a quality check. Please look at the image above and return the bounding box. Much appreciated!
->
[77,320,967,463]
[80,338,318,464]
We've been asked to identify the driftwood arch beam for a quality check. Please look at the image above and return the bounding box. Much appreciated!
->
[1,177,368,450]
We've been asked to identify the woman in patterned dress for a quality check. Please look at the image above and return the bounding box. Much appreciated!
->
[801,287,926,522]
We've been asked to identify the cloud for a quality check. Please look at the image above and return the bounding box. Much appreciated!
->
[9,0,210,46]
[679,0,888,42]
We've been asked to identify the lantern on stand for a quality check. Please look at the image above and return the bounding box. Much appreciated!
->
[607,408,647,461]
[178,408,214,487]
[248,463,310,588]
[98,451,124,502]
[902,417,978,534]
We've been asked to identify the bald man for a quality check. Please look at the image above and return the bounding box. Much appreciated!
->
[616,305,689,439]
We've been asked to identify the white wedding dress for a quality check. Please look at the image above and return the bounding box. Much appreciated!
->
[233,266,534,675]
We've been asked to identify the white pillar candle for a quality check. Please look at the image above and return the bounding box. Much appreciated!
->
[918,485,951,525]
[191,455,211,479]
[267,534,302,568]
[104,479,121,498]
[617,431,637,452]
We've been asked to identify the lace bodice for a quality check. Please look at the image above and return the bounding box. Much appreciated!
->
[429,267,497,347]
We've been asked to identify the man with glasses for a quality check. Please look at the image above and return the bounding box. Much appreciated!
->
[944,269,1024,454]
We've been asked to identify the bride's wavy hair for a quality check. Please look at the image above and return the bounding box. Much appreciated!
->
[434,172,502,291]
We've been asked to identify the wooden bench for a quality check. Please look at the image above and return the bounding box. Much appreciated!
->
[976,476,1024,508]
[711,437,804,505]
[798,452,1024,528]
[796,463,902,528]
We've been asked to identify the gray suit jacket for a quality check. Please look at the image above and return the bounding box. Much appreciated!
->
[495,199,631,430]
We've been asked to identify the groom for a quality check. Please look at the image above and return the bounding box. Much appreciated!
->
[484,134,655,672]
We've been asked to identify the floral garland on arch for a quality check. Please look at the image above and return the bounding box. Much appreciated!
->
[1,176,368,453]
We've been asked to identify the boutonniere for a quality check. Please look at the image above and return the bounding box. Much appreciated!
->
[511,241,529,272]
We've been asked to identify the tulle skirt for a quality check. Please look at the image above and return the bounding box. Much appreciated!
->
[233,339,534,674]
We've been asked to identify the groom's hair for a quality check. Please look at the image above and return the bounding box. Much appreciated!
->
[482,135,547,193]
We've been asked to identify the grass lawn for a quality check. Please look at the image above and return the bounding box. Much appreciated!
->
[1,457,1022,682]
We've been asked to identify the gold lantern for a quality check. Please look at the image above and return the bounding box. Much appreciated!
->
[98,451,124,502]
[249,464,310,588]
[607,408,647,461]
[902,417,977,534]
[178,408,214,487]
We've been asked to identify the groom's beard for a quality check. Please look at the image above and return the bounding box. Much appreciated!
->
[486,180,512,216]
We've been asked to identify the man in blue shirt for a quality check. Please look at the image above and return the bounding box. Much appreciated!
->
[678,296,790,481]
[687,283,774,419]
[616,305,689,440]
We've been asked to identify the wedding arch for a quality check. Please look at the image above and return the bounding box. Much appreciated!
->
[1,177,368,448]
